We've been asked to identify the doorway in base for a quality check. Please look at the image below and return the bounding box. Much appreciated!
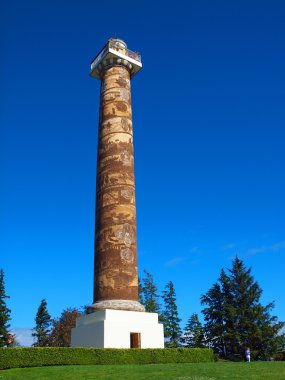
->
[130,332,141,348]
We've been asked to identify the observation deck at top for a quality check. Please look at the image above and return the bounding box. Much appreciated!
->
[90,38,142,80]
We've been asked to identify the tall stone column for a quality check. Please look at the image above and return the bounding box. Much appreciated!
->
[89,39,144,312]
[71,39,164,348]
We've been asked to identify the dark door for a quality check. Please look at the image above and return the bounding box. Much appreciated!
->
[130,332,141,348]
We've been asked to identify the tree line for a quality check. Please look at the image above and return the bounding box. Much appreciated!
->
[1,257,284,359]
[139,258,284,359]
[139,256,285,360]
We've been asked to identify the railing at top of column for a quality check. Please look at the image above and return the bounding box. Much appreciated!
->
[108,40,141,62]
[124,49,141,62]
[90,45,108,71]
[91,41,141,72]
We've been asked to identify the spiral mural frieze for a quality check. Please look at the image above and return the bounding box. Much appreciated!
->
[94,65,140,305]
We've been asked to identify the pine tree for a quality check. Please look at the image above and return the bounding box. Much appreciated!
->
[162,281,182,347]
[201,282,227,356]
[0,269,11,347]
[201,269,236,357]
[183,313,204,348]
[219,268,236,357]
[228,257,284,359]
[32,299,51,346]
[141,270,161,314]
[48,308,82,346]
[201,256,285,359]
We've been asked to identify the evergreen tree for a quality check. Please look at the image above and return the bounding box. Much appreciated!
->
[228,257,284,359]
[32,299,52,346]
[48,308,82,346]
[201,282,227,355]
[162,281,182,347]
[0,269,11,347]
[183,313,204,348]
[201,269,235,356]
[219,268,235,357]
[141,270,161,314]
[201,256,285,359]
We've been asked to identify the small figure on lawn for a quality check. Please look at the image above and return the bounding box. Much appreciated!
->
[245,347,251,362]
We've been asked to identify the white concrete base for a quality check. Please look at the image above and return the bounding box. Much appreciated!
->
[71,309,164,348]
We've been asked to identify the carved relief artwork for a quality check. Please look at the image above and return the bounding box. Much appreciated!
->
[121,118,130,132]
[116,77,128,87]
[115,102,128,112]
[93,59,142,310]
[120,88,129,102]
[120,248,134,264]
[90,39,144,313]
[121,189,132,200]
[115,223,135,247]
[121,151,131,166]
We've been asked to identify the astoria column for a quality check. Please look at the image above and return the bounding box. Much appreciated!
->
[89,38,145,313]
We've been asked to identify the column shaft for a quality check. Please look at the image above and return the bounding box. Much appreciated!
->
[93,65,143,312]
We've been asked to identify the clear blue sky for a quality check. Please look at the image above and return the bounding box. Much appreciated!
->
[1,0,285,343]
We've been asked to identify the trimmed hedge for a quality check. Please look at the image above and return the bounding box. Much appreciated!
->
[0,347,214,369]
[274,351,285,361]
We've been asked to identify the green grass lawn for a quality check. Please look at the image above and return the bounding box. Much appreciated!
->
[1,362,285,380]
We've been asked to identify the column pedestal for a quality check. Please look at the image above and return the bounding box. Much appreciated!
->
[71,309,164,348]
